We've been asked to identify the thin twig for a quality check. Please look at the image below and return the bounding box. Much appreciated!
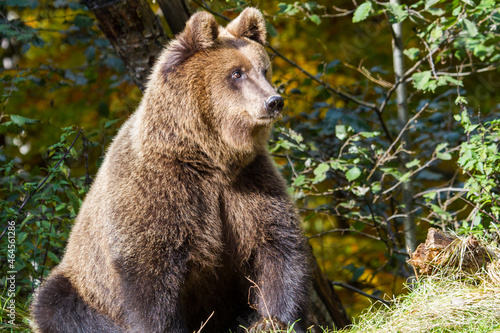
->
[459,195,499,224]
[331,281,392,305]
[403,45,441,79]
[267,45,378,111]
[423,41,438,79]
[463,169,500,209]
[435,65,498,77]
[378,81,399,114]
[367,103,428,181]
[196,311,215,333]
[382,146,460,195]
[344,62,393,88]
[193,0,231,21]
[309,228,384,242]
[415,187,468,198]
[245,277,277,332]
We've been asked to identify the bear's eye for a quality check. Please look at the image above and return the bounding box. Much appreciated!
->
[263,68,268,76]
[232,70,242,79]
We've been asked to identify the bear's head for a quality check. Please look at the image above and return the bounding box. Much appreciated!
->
[140,8,283,169]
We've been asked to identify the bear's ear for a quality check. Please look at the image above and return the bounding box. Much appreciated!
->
[226,8,267,45]
[162,11,219,75]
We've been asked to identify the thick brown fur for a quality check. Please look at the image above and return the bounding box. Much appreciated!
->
[31,8,311,333]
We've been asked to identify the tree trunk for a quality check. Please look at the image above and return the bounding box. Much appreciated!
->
[156,0,191,36]
[309,259,351,330]
[82,0,169,91]
[390,0,417,253]
[83,1,351,329]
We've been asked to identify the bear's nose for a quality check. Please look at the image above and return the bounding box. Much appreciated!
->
[265,95,284,113]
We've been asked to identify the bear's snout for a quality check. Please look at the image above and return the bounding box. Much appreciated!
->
[265,95,284,114]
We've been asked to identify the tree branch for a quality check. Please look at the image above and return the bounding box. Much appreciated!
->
[331,281,391,305]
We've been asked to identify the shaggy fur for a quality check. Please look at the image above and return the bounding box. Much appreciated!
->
[31,8,311,333]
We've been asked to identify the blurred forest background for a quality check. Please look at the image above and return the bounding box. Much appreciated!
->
[1,0,499,331]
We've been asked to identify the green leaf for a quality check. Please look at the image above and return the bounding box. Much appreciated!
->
[412,71,431,90]
[278,3,299,15]
[406,159,420,168]
[404,47,420,61]
[0,121,22,134]
[435,143,452,160]
[277,3,288,13]
[5,0,38,8]
[452,5,462,16]
[371,182,381,193]
[10,115,40,127]
[65,188,81,215]
[17,232,28,244]
[74,14,93,28]
[293,175,308,187]
[104,119,120,129]
[351,266,365,282]
[352,220,365,231]
[430,26,443,42]
[309,14,322,25]
[265,22,278,38]
[359,131,379,138]
[313,163,330,184]
[425,0,441,9]
[463,18,478,37]
[473,44,489,60]
[314,163,330,176]
[346,167,361,182]
[465,123,479,133]
[441,75,463,87]
[336,125,348,140]
[304,1,319,11]
[435,142,448,152]
[386,3,408,23]
[472,214,482,226]
[47,251,61,264]
[353,2,373,23]
[423,191,437,200]
[398,171,411,182]
[427,7,445,16]
[330,160,347,171]
[461,0,475,6]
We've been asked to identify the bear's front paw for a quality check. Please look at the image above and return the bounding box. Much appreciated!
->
[241,316,286,332]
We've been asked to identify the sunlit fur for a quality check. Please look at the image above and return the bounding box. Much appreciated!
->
[31,8,311,333]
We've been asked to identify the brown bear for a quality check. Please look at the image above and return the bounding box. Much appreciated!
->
[31,7,311,333]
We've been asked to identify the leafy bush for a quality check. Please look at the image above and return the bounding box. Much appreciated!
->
[0,126,88,327]
[455,111,499,233]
